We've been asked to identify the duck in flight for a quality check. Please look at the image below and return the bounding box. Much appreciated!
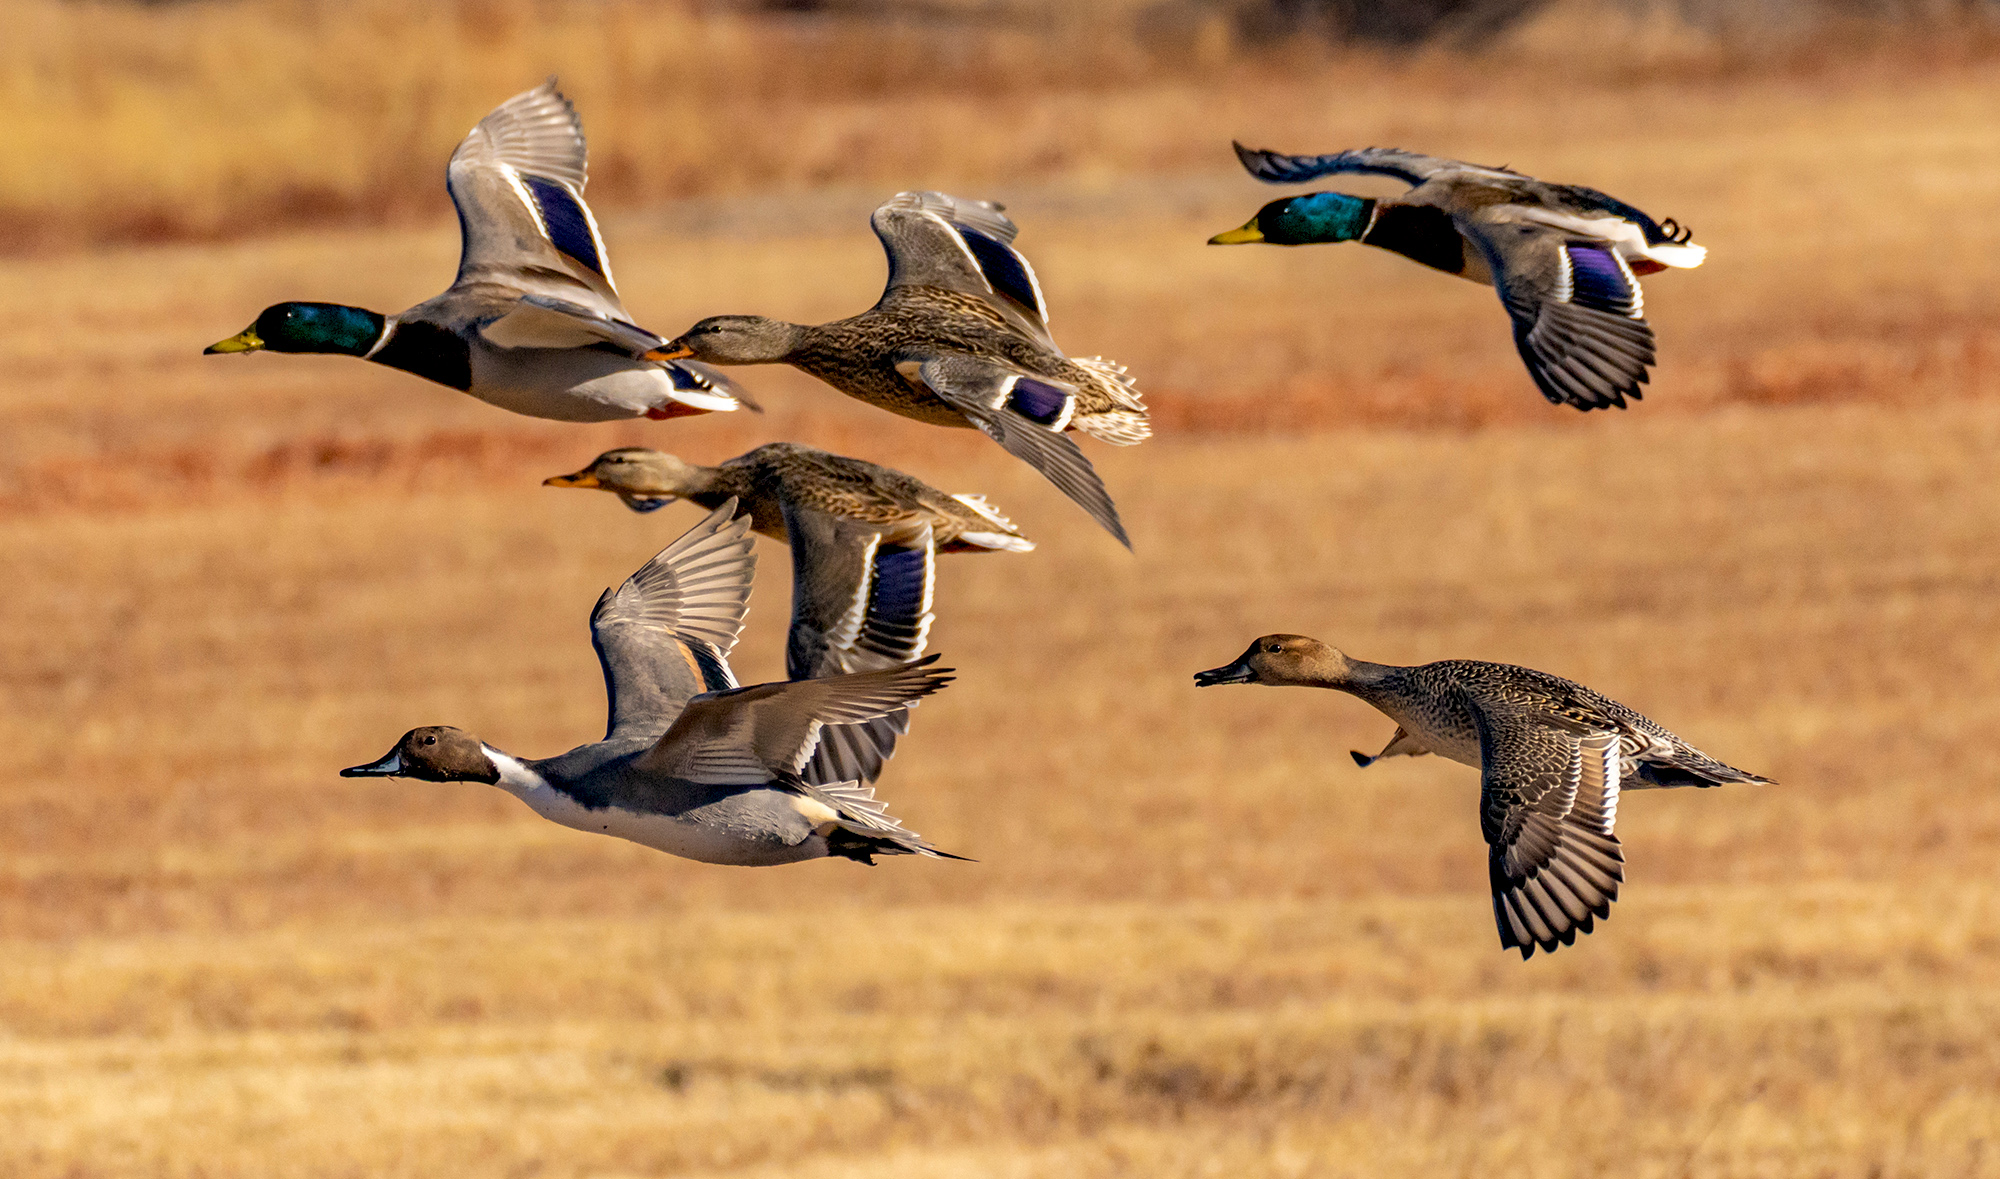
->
[644,191,1148,547]
[1212,145,1705,411]
[205,80,745,423]
[1195,636,1770,958]
[547,442,1033,785]
[343,502,961,866]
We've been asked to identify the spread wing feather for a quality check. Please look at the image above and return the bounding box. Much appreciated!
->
[1232,143,1474,187]
[872,191,1055,348]
[783,508,938,786]
[590,500,755,742]
[1466,698,1626,960]
[447,79,624,313]
[916,355,1130,548]
[640,657,953,785]
[1468,222,1657,411]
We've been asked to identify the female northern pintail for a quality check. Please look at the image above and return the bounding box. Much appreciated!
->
[205,80,745,423]
[645,191,1148,546]
[343,502,960,866]
[548,442,1031,784]
[1195,636,1770,958]
[1212,145,1705,411]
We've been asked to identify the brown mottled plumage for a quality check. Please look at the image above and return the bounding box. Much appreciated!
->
[648,191,1146,547]
[545,442,1033,554]
[1196,635,1771,960]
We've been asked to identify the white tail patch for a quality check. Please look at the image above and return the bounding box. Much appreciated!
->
[951,493,1017,529]
[956,530,1035,552]
[1634,241,1706,269]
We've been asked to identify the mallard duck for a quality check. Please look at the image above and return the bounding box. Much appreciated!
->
[548,442,1030,784]
[543,443,1034,553]
[343,501,962,866]
[205,80,746,423]
[1195,636,1770,958]
[644,192,1148,546]
[1212,145,1706,411]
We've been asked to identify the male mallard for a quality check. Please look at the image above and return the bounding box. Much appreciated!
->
[544,443,1034,553]
[205,80,745,423]
[548,442,1031,784]
[343,501,962,866]
[645,192,1148,546]
[1212,145,1706,411]
[1195,636,1770,958]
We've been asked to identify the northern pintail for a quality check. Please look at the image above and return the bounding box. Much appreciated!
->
[1196,635,1770,957]
[1212,145,1704,411]
[342,502,960,866]
[206,80,746,423]
[643,191,1147,546]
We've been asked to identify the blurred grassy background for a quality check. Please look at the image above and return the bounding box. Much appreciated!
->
[5,1,2000,1176]
[4,0,1996,248]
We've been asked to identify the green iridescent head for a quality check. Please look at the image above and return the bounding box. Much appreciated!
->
[205,302,386,357]
[1210,193,1375,247]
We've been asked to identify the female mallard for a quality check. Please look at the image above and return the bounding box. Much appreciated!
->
[1212,145,1706,412]
[1195,636,1770,958]
[544,442,1034,553]
[548,442,1031,784]
[645,192,1148,547]
[205,80,745,423]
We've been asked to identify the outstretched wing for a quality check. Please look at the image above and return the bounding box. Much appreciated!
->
[783,506,937,785]
[1465,221,1657,411]
[871,191,1054,348]
[783,511,935,680]
[1467,698,1626,960]
[590,500,755,743]
[446,79,625,316]
[1232,143,1497,187]
[639,657,953,785]
[912,355,1130,548]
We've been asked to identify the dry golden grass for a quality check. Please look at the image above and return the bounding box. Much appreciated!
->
[7,0,1997,248]
[5,32,2000,1179]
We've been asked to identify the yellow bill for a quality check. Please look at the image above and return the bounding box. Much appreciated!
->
[1208,219,1266,245]
[204,327,265,354]
[543,470,601,489]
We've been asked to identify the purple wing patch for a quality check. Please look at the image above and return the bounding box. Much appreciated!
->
[1564,244,1638,317]
[524,175,606,278]
[1008,377,1071,426]
[957,226,1044,321]
[867,543,930,652]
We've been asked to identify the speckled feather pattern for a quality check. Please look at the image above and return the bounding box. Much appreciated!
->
[789,287,1147,434]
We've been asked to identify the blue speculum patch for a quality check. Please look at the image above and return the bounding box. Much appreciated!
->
[524,176,606,277]
[1565,244,1635,314]
[957,226,1043,319]
[1008,377,1070,426]
[869,545,930,640]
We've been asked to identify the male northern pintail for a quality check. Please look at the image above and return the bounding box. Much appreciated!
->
[645,192,1147,546]
[343,502,961,866]
[1212,145,1705,411]
[1195,636,1770,958]
[206,80,746,423]
[548,442,1032,784]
